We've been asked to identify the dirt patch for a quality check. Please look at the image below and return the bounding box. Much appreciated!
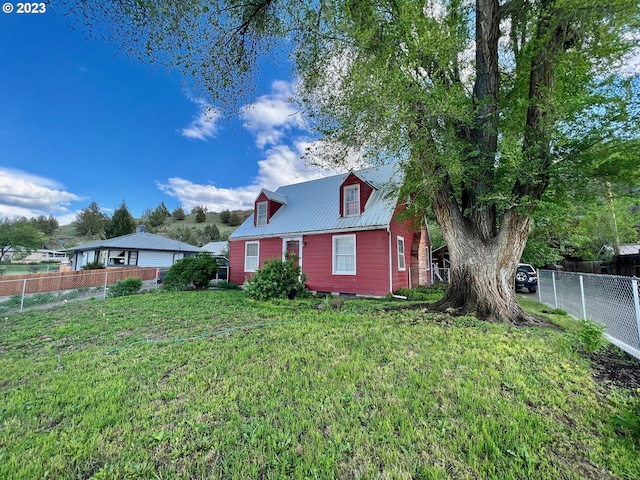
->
[589,347,640,391]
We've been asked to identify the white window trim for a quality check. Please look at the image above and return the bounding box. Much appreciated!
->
[397,236,406,271]
[332,234,356,275]
[244,241,260,272]
[257,201,268,226]
[282,237,303,266]
[344,184,360,217]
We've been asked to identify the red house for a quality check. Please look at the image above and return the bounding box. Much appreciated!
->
[228,163,432,297]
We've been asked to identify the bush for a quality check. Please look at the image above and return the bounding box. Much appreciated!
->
[82,261,105,270]
[108,277,143,297]
[163,254,218,290]
[244,253,305,301]
[613,396,640,441]
[577,318,607,353]
[393,284,447,302]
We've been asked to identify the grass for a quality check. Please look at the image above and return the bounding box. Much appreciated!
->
[1,290,640,479]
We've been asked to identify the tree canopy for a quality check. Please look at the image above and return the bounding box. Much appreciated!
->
[74,201,109,238]
[0,219,48,262]
[66,0,640,322]
[105,201,137,238]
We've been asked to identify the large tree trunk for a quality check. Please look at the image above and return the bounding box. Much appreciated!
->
[430,188,539,324]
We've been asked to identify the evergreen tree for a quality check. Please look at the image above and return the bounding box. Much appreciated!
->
[172,206,186,220]
[227,212,241,226]
[203,224,221,242]
[74,202,108,238]
[192,206,207,223]
[105,201,137,238]
[220,209,231,224]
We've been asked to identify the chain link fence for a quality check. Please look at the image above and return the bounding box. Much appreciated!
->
[538,270,640,360]
[0,268,159,315]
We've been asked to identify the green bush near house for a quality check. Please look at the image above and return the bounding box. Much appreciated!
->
[108,277,143,298]
[244,253,305,301]
[163,253,218,290]
[81,260,105,270]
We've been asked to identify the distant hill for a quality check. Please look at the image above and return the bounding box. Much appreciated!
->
[48,210,252,250]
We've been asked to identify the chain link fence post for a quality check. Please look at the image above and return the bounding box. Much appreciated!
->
[579,275,587,320]
[103,270,109,299]
[551,271,558,308]
[633,278,640,346]
[20,278,27,313]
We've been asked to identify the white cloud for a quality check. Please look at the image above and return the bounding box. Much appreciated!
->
[157,178,260,212]
[158,80,360,213]
[0,167,83,221]
[180,99,220,140]
[240,80,307,148]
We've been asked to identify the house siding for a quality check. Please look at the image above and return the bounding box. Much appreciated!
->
[388,213,415,291]
[231,229,404,296]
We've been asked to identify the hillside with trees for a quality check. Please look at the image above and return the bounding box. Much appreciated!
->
[50,201,252,250]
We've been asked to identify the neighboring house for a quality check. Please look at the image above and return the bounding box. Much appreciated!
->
[201,241,230,280]
[604,243,640,277]
[228,163,432,297]
[3,248,68,264]
[201,241,229,257]
[65,225,202,271]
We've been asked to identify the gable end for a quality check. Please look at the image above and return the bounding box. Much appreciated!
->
[339,172,375,217]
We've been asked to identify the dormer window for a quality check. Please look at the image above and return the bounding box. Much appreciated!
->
[344,185,360,217]
[257,201,268,226]
[253,189,286,227]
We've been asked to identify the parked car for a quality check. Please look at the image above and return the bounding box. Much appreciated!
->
[515,263,537,293]
[156,268,168,284]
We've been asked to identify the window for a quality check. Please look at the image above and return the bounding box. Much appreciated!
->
[333,234,356,275]
[128,251,138,266]
[397,236,406,271]
[257,201,268,226]
[244,241,259,272]
[108,250,126,265]
[344,185,360,216]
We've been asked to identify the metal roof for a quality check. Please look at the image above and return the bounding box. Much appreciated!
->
[230,163,402,240]
[202,241,229,256]
[64,232,203,253]
[260,189,288,204]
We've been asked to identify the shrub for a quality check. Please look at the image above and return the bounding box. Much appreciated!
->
[393,284,447,302]
[108,277,143,298]
[82,261,104,270]
[577,318,607,354]
[244,253,305,301]
[163,254,218,290]
[613,396,640,441]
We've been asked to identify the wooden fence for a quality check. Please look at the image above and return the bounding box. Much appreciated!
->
[0,267,157,297]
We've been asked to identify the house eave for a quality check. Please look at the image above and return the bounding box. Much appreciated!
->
[229,223,391,241]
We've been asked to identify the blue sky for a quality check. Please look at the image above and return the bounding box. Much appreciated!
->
[0,5,340,225]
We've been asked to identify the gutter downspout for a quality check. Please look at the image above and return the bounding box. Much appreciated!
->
[425,215,433,286]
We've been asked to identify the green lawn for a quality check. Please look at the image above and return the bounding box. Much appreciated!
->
[1,289,639,479]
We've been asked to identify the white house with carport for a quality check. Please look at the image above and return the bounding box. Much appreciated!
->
[65,225,203,271]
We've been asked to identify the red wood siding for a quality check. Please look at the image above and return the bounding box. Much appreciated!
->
[229,238,283,285]
[229,204,429,295]
[388,213,415,292]
[301,230,391,296]
[339,173,374,217]
[253,193,284,226]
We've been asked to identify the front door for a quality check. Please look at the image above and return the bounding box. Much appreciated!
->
[283,238,302,267]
